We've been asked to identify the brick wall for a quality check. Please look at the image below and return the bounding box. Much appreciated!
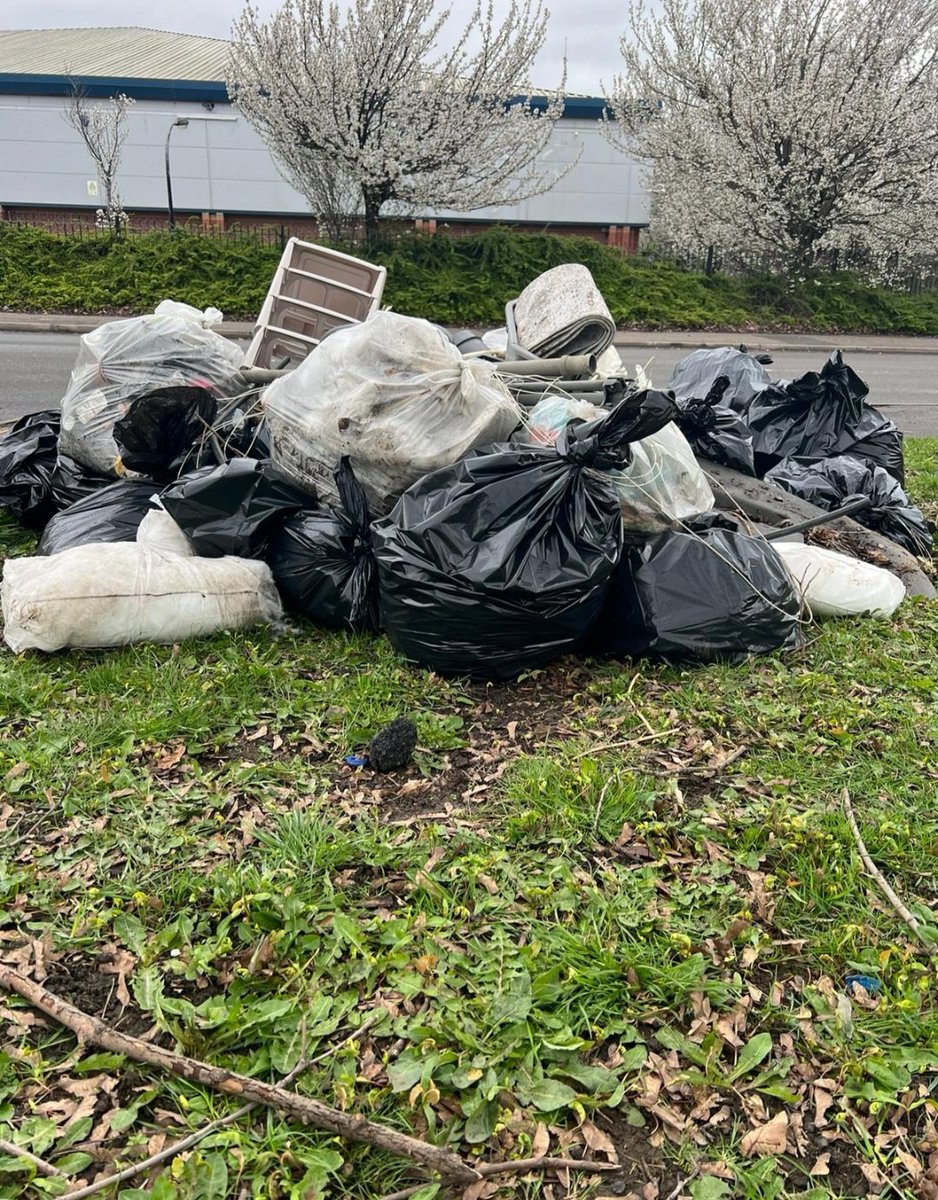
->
[1,205,644,251]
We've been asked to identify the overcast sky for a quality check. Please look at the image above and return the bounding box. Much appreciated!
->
[1,0,623,95]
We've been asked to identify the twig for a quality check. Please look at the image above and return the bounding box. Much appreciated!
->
[60,1011,384,1199]
[663,745,749,775]
[842,788,936,950]
[377,1156,618,1200]
[664,1166,700,1200]
[573,729,671,759]
[0,968,477,1184]
[592,780,611,837]
[0,1135,64,1177]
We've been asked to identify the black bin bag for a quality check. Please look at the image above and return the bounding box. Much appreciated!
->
[160,458,312,558]
[49,455,114,512]
[745,351,904,481]
[674,376,756,475]
[592,514,803,664]
[114,386,218,482]
[373,389,678,681]
[0,410,60,528]
[667,347,772,415]
[766,455,933,558]
[38,481,158,556]
[268,457,379,631]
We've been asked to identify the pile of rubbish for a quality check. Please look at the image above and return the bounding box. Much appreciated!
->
[0,259,933,679]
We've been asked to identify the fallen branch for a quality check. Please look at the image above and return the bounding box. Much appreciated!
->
[378,1156,619,1200]
[61,1012,383,1199]
[0,1135,64,1177]
[842,788,936,950]
[0,968,477,1184]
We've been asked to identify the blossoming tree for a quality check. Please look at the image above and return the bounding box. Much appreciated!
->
[64,87,134,236]
[605,0,938,272]
[229,0,568,243]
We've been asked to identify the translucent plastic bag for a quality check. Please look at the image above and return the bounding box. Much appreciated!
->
[153,300,224,327]
[516,395,714,531]
[773,542,905,618]
[2,544,281,653]
[262,312,521,515]
[58,309,245,478]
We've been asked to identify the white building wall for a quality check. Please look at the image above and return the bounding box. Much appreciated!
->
[0,93,649,226]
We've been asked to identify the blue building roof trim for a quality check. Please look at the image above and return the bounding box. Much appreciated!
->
[0,73,229,102]
[525,95,612,120]
[0,72,611,117]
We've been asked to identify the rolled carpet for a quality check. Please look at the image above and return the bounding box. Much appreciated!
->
[512,264,616,358]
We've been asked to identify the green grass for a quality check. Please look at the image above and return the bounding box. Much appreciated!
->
[0,444,936,1197]
[5,222,938,332]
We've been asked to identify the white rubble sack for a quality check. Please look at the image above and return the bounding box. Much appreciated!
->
[773,541,905,618]
[135,508,193,557]
[262,311,521,515]
[516,395,715,532]
[2,544,281,653]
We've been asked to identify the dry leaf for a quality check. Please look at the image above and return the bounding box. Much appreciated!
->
[740,1112,788,1157]
[809,1153,831,1176]
[31,934,54,982]
[580,1117,618,1163]
[813,1085,836,1126]
[532,1121,550,1158]
[860,1161,886,1192]
[896,1148,923,1180]
[462,1181,500,1200]
[99,947,136,1008]
[154,742,187,769]
[700,1162,735,1179]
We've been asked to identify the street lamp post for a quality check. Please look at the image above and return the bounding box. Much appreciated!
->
[165,118,189,231]
[164,114,238,231]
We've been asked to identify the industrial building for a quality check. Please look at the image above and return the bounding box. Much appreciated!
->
[0,26,649,247]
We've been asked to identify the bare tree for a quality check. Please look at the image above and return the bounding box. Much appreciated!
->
[604,0,938,273]
[64,84,135,236]
[228,0,570,244]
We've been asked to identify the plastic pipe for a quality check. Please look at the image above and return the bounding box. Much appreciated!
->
[495,355,597,379]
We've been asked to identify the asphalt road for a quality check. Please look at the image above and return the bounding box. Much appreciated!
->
[2,331,937,436]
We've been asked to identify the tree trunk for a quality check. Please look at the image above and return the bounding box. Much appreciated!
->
[362,188,383,248]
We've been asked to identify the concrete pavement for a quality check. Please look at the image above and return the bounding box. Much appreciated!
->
[4,310,938,354]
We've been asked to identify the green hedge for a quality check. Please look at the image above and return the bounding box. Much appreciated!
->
[3,222,938,333]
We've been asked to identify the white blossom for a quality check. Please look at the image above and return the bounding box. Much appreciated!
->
[64,87,134,236]
[228,0,570,242]
[604,0,938,272]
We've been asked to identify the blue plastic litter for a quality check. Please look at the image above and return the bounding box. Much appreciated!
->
[845,974,881,996]
[345,754,369,768]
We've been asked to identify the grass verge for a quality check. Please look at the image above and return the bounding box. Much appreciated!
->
[0,443,935,1198]
[4,224,938,334]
